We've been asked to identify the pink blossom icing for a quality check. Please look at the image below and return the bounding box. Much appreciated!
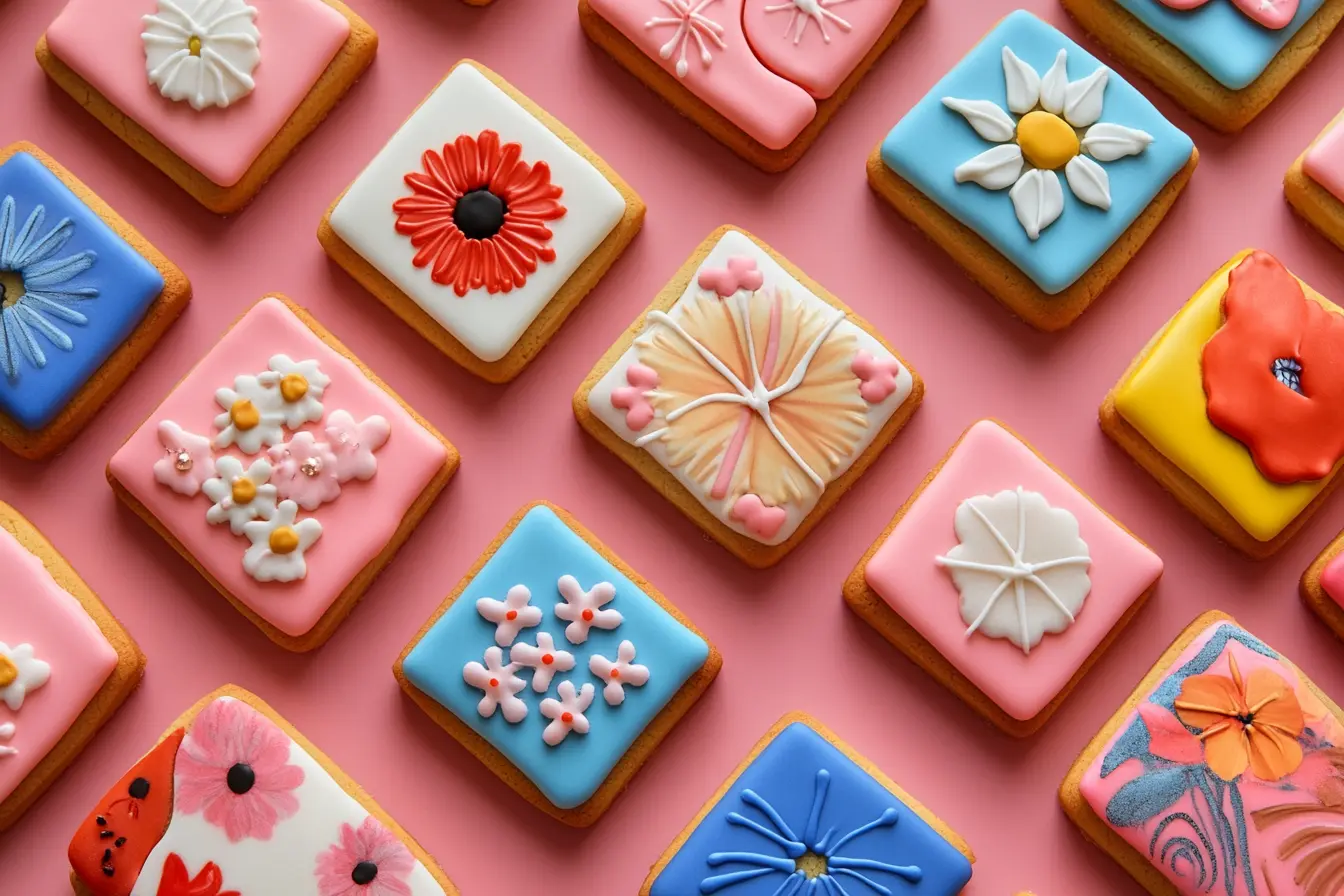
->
[315,816,415,896]
[610,363,660,431]
[270,432,342,510]
[743,0,906,99]
[1304,118,1344,205]
[698,256,765,296]
[730,493,788,539]
[154,420,217,496]
[324,410,390,482]
[851,349,903,403]
[1156,0,1298,30]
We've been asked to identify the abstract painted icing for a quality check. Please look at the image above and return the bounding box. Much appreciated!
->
[1080,621,1344,896]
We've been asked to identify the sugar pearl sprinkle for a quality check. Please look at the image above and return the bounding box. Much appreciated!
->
[174,450,193,472]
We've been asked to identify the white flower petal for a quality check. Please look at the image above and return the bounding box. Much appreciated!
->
[1081,122,1154,161]
[1009,169,1064,240]
[1066,155,1112,211]
[1038,50,1069,115]
[941,97,1017,143]
[953,144,1024,190]
[1002,47,1041,115]
[1064,67,1110,128]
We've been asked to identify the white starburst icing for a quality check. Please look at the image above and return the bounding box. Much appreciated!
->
[141,0,262,111]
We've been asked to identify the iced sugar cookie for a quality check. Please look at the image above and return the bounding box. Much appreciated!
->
[872,11,1197,332]
[320,60,644,383]
[0,142,190,459]
[574,226,923,567]
[0,502,143,832]
[1061,611,1344,896]
[395,502,721,827]
[845,420,1163,737]
[107,296,459,651]
[1286,109,1344,252]
[1062,0,1344,132]
[1300,530,1344,642]
[641,713,974,895]
[580,0,926,171]
[68,686,460,895]
[1102,249,1344,558]
[38,0,377,214]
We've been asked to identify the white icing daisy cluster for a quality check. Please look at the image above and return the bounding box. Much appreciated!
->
[152,355,391,584]
[0,641,51,758]
[464,576,650,746]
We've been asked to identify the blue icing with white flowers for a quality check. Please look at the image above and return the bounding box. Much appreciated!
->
[0,152,163,430]
[650,721,973,896]
[401,504,710,810]
[879,11,1193,295]
[1110,0,1326,90]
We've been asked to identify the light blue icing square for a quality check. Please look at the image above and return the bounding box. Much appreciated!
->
[1111,0,1327,90]
[401,504,710,810]
[879,10,1194,295]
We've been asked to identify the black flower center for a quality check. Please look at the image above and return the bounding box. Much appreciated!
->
[454,189,507,240]
[128,777,150,800]
[352,861,379,885]
[1273,357,1304,395]
[226,762,256,795]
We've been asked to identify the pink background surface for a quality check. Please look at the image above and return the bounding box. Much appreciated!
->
[4,0,1344,893]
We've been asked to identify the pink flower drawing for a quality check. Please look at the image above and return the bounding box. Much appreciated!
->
[315,815,415,896]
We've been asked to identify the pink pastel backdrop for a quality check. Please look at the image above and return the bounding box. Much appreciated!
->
[3,0,1344,893]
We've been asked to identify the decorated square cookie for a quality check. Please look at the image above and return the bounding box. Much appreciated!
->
[320,61,644,383]
[579,0,926,171]
[871,10,1197,332]
[38,0,377,214]
[1286,109,1344,253]
[844,420,1163,737]
[641,713,974,895]
[0,502,143,832]
[574,226,923,567]
[1061,0,1344,132]
[1061,611,1344,896]
[107,296,459,651]
[68,686,460,896]
[0,143,190,459]
[395,502,720,827]
[1101,249,1344,558]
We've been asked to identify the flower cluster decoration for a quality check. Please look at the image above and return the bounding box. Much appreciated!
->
[141,0,262,111]
[152,355,391,583]
[1157,0,1298,30]
[0,641,50,758]
[462,577,649,746]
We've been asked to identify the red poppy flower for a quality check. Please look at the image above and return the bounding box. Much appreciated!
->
[392,130,566,297]
[1202,250,1344,484]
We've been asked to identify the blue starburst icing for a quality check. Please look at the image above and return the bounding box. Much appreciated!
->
[650,722,973,896]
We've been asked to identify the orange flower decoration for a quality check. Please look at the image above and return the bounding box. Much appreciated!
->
[1202,250,1344,484]
[392,130,566,297]
[1174,652,1305,782]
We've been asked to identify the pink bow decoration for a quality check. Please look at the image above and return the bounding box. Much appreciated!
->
[698,256,764,297]
[851,350,902,404]
[611,364,659,431]
[731,494,787,540]
[1157,0,1297,29]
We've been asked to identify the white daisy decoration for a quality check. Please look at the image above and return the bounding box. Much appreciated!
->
[241,499,322,583]
[141,0,262,111]
[213,374,285,454]
[942,47,1154,240]
[0,642,51,711]
[259,355,328,428]
[202,455,277,534]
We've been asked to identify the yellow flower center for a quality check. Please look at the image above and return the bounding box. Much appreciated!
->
[230,399,259,431]
[795,852,827,880]
[188,35,202,57]
[269,526,301,555]
[1016,111,1079,171]
[0,655,16,688]
[0,270,25,309]
[231,477,257,505]
[279,373,308,404]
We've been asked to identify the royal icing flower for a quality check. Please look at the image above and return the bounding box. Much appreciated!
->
[315,816,415,896]
[242,500,322,583]
[589,640,650,706]
[645,0,727,78]
[511,632,576,693]
[763,0,854,44]
[1158,0,1298,29]
[324,410,390,482]
[943,47,1154,240]
[1201,250,1344,484]
[730,493,788,540]
[174,697,305,843]
[140,0,262,111]
[610,363,660,431]
[214,376,285,454]
[539,680,595,746]
[1174,651,1305,781]
[0,195,98,380]
[156,854,240,896]
[202,455,277,534]
[270,432,342,510]
[936,488,1092,654]
[154,420,217,496]
[554,575,623,644]
[0,722,15,758]
[475,584,542,647]
[462,646,528,722]
[851,350,903,404]
[261,355,328,428]
[392,130,567,297]
[0,642,49,711]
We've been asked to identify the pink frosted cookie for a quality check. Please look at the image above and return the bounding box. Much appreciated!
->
[1300,528,1344,643]
[107,296,459,651]
[579,0,927,170]
[1286,109,1344,253]
[845,420,1163,736]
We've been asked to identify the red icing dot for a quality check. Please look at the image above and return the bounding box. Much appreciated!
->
[582,609,594,621]
[506,610,518,621]
[542,654,554,665]
[561,712,573,723]
[610,669,621,679]
[489,678,499,688]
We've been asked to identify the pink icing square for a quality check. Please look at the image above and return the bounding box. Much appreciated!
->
[107,298,448,638]
[1304,117,1344,205]
[864,420,1163,722]
[45,0,351,188]
[1321,552,1344,607]
[0,529,118,804]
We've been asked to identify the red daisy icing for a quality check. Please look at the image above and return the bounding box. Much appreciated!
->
[392,130,567,297]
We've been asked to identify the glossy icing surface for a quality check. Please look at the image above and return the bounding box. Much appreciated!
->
[45,0,350,187]
[0,152,162,430]
[107,298,447,637]
[1304,115,1344,204]
[0,527,117,804]
[1080,620,1344,896]
[401,505,709,810]
[648,721,973,895]
[742,0,906,99]
[330,63,626,363]
[1114,252,1339,542]
[865,421,1163,721]
[1323,553,1344,607]
[879,10,1193,294]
